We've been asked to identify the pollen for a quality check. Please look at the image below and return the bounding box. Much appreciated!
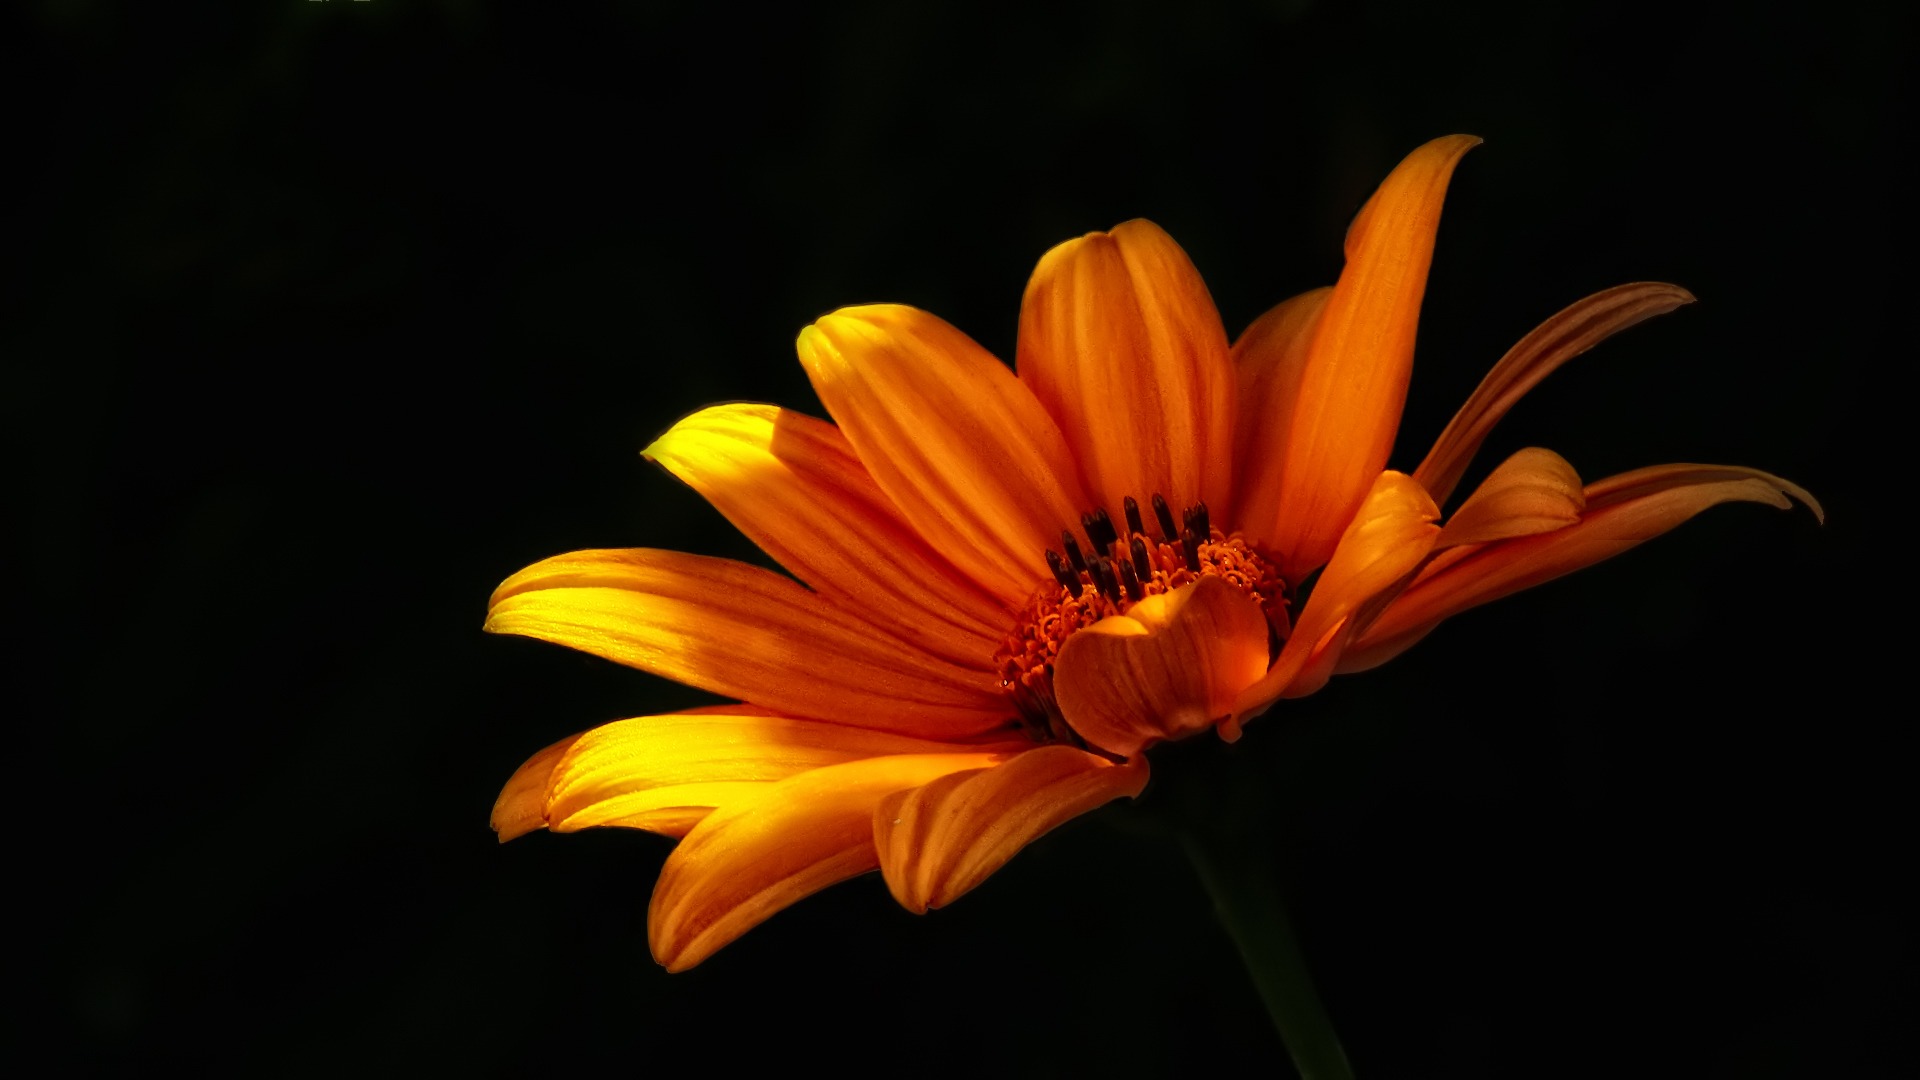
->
[995,497,1292,744]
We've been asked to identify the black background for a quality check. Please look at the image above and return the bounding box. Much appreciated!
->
[22,1,1909,1075]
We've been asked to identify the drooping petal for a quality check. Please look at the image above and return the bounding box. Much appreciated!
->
[1414,282,1696,506]
[1051,575,1271,757]
[533,709,1026,839]
[492,729,589,843]
[1232,471,1441,723]
[1265,135,1478,583]
[875,746,1149,914]
[1231,287,1333,544]
[486,548,1008,738]
[647,751,1009,972]
[1340,464,1821,672]
[1016,220,1237,520]
[797,305,1088,605]
[1435,447,1586,549]
[644,402,1009,664]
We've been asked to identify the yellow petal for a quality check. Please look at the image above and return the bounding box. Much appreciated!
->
[797,305,1088,604]
[875,746,1148,914]
[486,548,1007,739]
[1234,471,1440,718]
[491,729,589,842]
[1342,463,1821,672]
[644,402,1009,665]
[1051,575,1271,757]
[1435,447,1586,549]
[1017,220,1237,520]
[1265,136,1478,582]
[1414,282,1696,507]
[647,751,1008,971]
[1230,287,1333,545]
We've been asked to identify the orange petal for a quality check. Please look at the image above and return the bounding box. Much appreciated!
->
[1230,287,1333,544]
[644,402,1009,665]
[1413,282,1696,506]
[875,746,1148,914]
[647,751,1008,971]
[539,709,1024,839]
[797,305,1088,604]
[1265,136,1478,582]
[491,729,589,842]
[1016,220,1237,520]
[1234,471,1440,718]
[1051,575,1271,758]
[486,548,1008,739]
[1342,463,1821,672]
[1436,447,1586,549]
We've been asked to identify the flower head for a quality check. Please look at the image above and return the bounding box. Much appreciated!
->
[487,135,1818,971]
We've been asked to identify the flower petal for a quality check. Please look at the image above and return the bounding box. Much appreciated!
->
[1436,447,1586,549]
[1016,220,1237,520]
[486,548,1008,738]
[1051,575,1271,757]
[1265,135,1478,582]
[1231,286,1333,543]
[1341,463,1822,672]
[875,746,1148,914]
[797,305,1088,604]
[644,402,1009,664]
[1233,471,1441,722]
[1413,282,1697,507]
[491,729,589,843]
[647,751,1008,971]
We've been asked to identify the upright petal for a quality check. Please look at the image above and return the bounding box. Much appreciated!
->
[648,752,1009,971]
[645,402,1010,664]
[1265,135,1478,582]
[1414,282,1697,506]
[798,306,1088,604]
[1341,464,1821,671]
[486,549,1008,738]
[875,747,1148,914]
[1231,287,1332,542]
[1017,220,1237,520]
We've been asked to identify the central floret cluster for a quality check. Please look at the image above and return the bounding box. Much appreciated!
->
[995,495,1291,747]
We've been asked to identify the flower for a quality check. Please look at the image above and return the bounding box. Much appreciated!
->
[487,135,1818,971]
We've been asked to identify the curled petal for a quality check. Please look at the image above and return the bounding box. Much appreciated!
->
[1052,575,1271,758]
[1342,463,1821,672]
[875,746,1148,914]
[1414,282,1697,506]
[1231,287,1333,543]
[797,305,1087,604]
[1266,135,1478,582]
[1017,220,1237,519]
[647,752,1008,972]
[1436,447,1586,550]
[644,402,1009,664]
[492,729,590,843]
[1234,471,1441,721]
[486,549,1007,738]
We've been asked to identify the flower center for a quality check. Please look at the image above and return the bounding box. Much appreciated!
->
[995,494,1292,747]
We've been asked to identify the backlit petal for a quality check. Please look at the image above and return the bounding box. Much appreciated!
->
[797,305,1087,604]
[1436,447,1586,549]
[1052,575,1271,757]
[1341,463,1821,671]
[1231,287,1333,544]
[875,747,1148,914]
[648,752,1008,971]
[1414,282,1696,507]
[644,402,1009,664]
[491,729,588,843]
[1266,136,1478,582]
[486,548,1007,738]
[1017,220,1236,519]
[1233,471,1440,721]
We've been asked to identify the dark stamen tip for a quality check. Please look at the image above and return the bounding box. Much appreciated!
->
[1045,549,1080,593]
[1117,557,1145,602]
[1129,535,1152,581]
[1122,496,1145,537]
[1061,532,1087,574]
[1151,493,1179,541]
[1180,529,1202,572]
[1083,508,1118,553]
[1088,556,1121,603]
[1190,501,1211,538]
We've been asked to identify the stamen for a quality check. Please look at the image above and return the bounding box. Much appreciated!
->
[1122,496,1145,538]
[1180,528,1202,572]
[1117,557,1145,601]
[1088,556,1121,604]
[1061,532,1087,575]
[1128,535,1152,582]
[1083,508,1118,554]
[1189,501,1211,538]
[1151,493,1179,541]
[1045,549,1080,593]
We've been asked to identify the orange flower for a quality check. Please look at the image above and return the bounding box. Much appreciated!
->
[487,135,1818,971]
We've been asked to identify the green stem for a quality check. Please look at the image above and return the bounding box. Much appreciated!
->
[1181,823,1354,1080]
